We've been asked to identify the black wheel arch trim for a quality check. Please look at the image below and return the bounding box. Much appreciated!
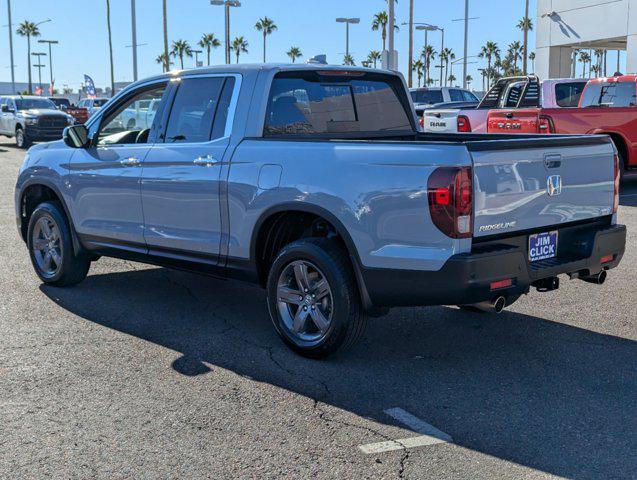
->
[18,178,83,257]
[250,202,374,310]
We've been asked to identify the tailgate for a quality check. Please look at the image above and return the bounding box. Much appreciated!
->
[468,136,615,238]
[422,110,458,133]
[487,108,540,133]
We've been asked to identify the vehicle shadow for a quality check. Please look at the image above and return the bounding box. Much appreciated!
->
[40,267,636,479]
[620,177,637,207]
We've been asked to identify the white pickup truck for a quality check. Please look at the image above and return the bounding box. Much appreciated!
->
[422,77,587,134]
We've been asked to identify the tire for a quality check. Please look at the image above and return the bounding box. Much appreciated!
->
[27,201,90,287]
[266,238,367,359]
[15,127,31,149]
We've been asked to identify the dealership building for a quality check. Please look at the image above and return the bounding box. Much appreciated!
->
[535,0,636,79]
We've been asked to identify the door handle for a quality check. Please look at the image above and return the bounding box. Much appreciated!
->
[193,155,218,167]
[120,156,140,166]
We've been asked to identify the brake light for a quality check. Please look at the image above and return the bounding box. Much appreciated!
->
[427,166,473,238]
[613,153,620,214]
[419,116,424,128]
[490,278,513,291]
[538,115,554,134]
[600,254,614,264]
[457,115,471,132]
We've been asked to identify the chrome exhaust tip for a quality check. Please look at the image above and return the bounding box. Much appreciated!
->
[581,270,607,285]
[493,296,506,313]
[464,296,507,314]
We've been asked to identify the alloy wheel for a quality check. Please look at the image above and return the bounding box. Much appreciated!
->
[276,260,333,344]
[32,215,63,279]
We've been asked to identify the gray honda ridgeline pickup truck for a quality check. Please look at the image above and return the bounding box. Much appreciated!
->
[15,64,626,357]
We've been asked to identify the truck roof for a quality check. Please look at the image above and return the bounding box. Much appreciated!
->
[587,74,637,83]
[124,63,398,90]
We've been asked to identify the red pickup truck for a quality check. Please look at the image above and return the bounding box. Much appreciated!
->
[487,75,637,177]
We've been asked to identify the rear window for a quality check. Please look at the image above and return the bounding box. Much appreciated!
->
[555,82,586,107]
[580,81,637,108]
[410,89,444,105]
[265,71,413,135]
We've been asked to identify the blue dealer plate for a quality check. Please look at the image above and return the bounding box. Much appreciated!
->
[528,231,558,262]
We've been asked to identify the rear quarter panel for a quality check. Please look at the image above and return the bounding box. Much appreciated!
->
[226,139,473,271]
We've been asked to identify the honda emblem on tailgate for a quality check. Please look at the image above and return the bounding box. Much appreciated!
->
[547,175,562,196]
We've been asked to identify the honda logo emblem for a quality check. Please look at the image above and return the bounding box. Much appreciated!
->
[547,175,562,196]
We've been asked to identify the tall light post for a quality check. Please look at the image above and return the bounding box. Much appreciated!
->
[6,0,15,94]
[438,27,445,87]
[31,52,46,92]
[450,56,477,86]
[131,0,138,81]
[414,24,437,86]
[452,0,478,88]
[335,18,359,57]
[38,39,58,93]
[387,0,395,70]
[210,0,241,65]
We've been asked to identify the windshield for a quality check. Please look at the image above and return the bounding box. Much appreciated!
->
[93,99,108,107]
[15,98,57,110]
[50,98,71,107]
[410,89,444,105]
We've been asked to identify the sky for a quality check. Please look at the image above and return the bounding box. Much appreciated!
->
[1,0,539,91]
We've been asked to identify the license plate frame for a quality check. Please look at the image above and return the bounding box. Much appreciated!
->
[528,230,558,262]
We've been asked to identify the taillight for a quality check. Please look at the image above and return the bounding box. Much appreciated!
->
[613,153,620,214]
[427,166,473,238]
[538,115,554,134]
[457,115,471,132]
[419,116,424,128]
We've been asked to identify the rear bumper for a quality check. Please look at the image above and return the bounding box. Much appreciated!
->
[361,221,626,308]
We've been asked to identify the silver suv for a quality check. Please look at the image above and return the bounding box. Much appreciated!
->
[0,96,74,148]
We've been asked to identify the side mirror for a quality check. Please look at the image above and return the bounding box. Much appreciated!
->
[1,105,10,113]
[63,124,90,148]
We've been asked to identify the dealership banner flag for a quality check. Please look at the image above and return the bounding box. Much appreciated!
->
[84,75,97,99]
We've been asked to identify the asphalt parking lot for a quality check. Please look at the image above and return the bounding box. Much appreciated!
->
[1,140,635,479]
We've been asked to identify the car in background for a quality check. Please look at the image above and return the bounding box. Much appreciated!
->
[486,75,636,177]
[120,98,161,130]
[48,97,89,124]
[0,95,74,148]
[423,76,587,134]
[77,98,109,117]
[410,87,479,119]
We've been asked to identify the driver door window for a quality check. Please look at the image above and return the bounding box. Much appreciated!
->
[97,84,166,145]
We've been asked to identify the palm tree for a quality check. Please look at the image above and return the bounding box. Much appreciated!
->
[343,54,355,66]
[421,45,436,86]
[255,17,277,62]
[448,74,457,86]
[465,74,473,88]
[518,0,532,74]
[105,0,115,96]
[528,51,536,73]
[156,53,172,72]
[367,50,382,68]
[412,59,424,87]
[440,48,455,87]
[231,36,248,63]
[371,10,398,52]
[508,41,522,72]
[171,39,192,69]
[198,33,221,66]
[479,41,499,89]
[286,46,302,63]
[578,51,590,78]
[16,21,40,95]
[162,0,169,72]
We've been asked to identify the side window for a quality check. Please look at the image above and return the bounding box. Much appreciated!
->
[164,77,226,143]
[97,83,167,145]
[613,82,637,107]
[555,82,586,107]
[462,90,478,102]
[449,89,464,102]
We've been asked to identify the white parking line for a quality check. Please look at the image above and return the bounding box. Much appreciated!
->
[358,407,453,454]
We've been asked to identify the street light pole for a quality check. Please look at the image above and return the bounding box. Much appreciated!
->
[131,0,138,81]
[192,49,203,67]
[414,24,438,86]
[6,0,15,94]
[38,39,58,94]
[462,0,469,88]
[32,51,46,93]
[335,18,360,58]
[211,1,241,65]
[387,0,395,69]
[439,28,445,87]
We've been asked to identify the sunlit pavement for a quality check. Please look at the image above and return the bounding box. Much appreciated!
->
[1,141,635,479]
